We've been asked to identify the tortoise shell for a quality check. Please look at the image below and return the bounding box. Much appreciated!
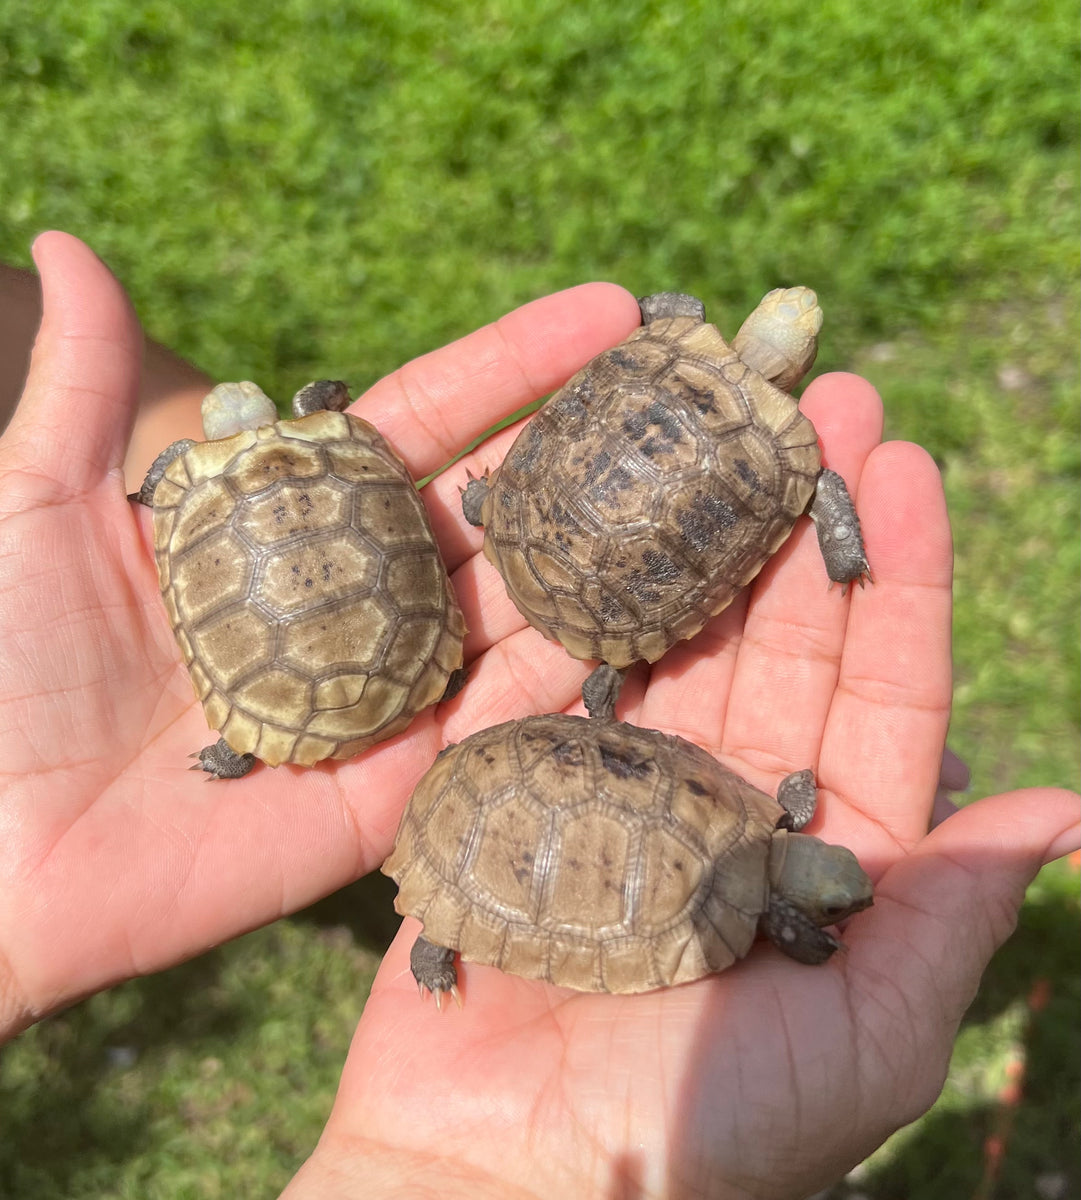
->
[151,409,464,767]
[383,714,789,993]
[474,300,821,667]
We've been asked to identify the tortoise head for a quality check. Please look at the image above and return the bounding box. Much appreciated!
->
[769,831,874,928]
[731,286,823,394]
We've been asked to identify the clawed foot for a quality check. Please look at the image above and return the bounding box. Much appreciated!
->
[189,737,257,780]
[809,468,872,592]
[410,935,462,1011]
[460,470,491,527]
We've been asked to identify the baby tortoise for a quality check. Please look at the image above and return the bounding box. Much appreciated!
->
[134,380,465,778]
[462,289,870,717]
[383,713,873,1002]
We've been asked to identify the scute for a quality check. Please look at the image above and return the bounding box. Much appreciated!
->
[153,412,465,767]
[383,714,783,993]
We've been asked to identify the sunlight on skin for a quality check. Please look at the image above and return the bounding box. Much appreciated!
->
[1,234,1077,1199]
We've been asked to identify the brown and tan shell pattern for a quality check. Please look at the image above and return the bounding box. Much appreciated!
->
[383,714,786,993]
[476,315,821,668]
[152,409,464,767]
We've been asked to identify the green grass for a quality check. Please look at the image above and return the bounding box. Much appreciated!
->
[1,1,1078,1195]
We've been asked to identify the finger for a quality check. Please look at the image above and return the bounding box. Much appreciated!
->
[938,745,971,794]
[849,787,1080,1044]
[352,282,641,480]
[438,625,593,741]
[0,232,142,502]
[637,373,884,777]
[820,442,953,849]
[930,747,971,829]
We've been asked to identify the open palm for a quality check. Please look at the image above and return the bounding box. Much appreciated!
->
[1,234,1076,1198]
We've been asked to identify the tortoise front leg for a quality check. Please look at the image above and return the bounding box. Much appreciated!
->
[290,379,351,417]
[763,896,842,965]
[582,663,625,721]
[775,769,818,832]
[808,468,871,593]
[128,439,197,506]
[410,934,461,1010]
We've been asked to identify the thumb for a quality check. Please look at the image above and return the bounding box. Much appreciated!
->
[0,232,143,504]
[854,786,1079,1020]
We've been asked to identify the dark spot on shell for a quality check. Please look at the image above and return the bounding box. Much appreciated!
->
[687,385,716,413]
[587,461,633,504]
[548,500,581,531]
[599,594,625,623]
[734,459,761,491]
[677,492,739,552]
[685,778,709,796]
[512,862,531,884]
[511,426,544,473]
[607,348,640,371]
[583,450,612,487]
[646,401,683,443]
[641,549,681,583]
[599,744,653,780]
[552,740,586,768]
[623,572,661,603]
[622,410,647,440]
[551,378,592,419]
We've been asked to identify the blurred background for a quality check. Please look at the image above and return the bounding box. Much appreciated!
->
[1,1,1077,1196]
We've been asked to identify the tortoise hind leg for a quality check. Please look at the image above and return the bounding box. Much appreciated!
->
[190,737,257,780]
[410,934,461,1010]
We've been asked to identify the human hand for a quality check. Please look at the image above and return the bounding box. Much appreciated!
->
[2,234,1076,1199]
[281,329,1080,1196]
[0,232,643,1037]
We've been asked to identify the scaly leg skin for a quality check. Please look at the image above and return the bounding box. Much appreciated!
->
[190,737,257,781]
[410,935,461,1011]
[637,293,706,325]
[763,896,841,965]
[461,473,490,527]
[440,667,469,703]
[582,663,625,721]
[808,468,872,592]
[291,379,350,417]
[129,438,197,506]
[776,769,817,832]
